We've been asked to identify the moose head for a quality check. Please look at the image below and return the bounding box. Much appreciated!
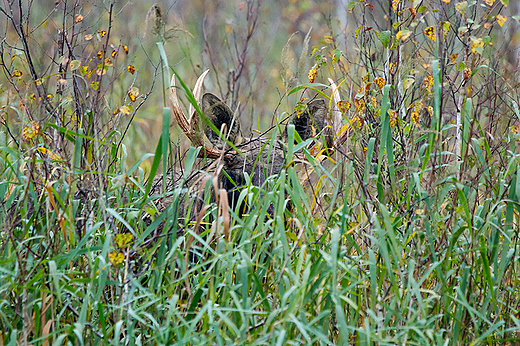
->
[151,70,332,217]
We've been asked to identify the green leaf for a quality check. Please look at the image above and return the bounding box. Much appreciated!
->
[380,30,391,48]
[332,48,343,64]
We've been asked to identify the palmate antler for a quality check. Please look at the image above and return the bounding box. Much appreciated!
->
[167,69,223,159]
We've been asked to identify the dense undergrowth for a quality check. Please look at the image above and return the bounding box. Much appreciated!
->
[1,0,520,345]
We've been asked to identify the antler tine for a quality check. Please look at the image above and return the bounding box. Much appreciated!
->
[169,70,223,159]
[328,78,351,147]
[188,69,210,124]
[328,78,343,137]
[169,73,191,140]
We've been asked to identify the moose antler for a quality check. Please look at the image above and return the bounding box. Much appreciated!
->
[328,78,352,147]
[168,70,223,159]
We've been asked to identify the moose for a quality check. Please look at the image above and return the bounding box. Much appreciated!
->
[149,70,337,223]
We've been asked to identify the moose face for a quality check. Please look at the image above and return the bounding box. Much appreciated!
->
[154,70,330,215]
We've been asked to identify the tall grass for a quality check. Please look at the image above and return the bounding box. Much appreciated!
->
[1,0,520,345]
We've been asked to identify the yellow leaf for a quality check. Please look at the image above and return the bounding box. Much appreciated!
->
[11,69,22,78]
[308,68,317,82]
[388,109,397,127]
[392,0,399,13]
[411,111,420,126]
[389,62,397,74]
[109,252,124,265]
[396,30,412,41]
[442,21,451,41]
[455,1,467,14]
[84,34,93,41]
[37,147,62,161]
[423,75,434,92]
[471,37,484,54]
[354,98,365,111]
[483,0,495,5]
[22,126,35,141]
[424,26,436,42]
[115,233,133,248]
[120,105,131,116]
[70,60,81,71]
[127,65,135,74]
[128,86,139,102]
[496,15,507,27]
[337,100,351,113]
[74,14,83,23]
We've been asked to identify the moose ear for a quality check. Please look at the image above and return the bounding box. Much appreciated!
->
[201,93,241,149]
[288,99,332,147]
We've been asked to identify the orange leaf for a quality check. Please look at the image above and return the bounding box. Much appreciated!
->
[450,53,458,63]
[374,77,385,90]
